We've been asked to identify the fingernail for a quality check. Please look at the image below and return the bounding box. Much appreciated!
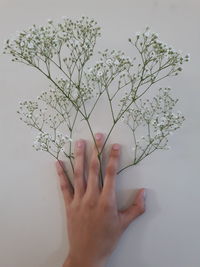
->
[113,144,120,150]
[76,140,84,148]
[95,133,103,141]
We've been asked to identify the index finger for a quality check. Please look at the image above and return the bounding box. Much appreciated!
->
[102,143,121,196]
[55,160,74,205]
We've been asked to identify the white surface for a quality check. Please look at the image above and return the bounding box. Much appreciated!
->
[0,0,200,266]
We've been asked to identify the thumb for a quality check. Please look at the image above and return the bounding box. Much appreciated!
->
[120,188,146,230]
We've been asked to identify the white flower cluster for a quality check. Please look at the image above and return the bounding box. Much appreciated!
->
[3,16,101,69]
[85,49,134,86]
[33,131,72,153]
[17,97,74,159]
[48,77,93,106]
[38,84,71,113]
[128,27,190,81]
[17,100,41,125]
[123,87,185,162]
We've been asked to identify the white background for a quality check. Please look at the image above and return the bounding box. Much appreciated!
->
[0,0,200,266]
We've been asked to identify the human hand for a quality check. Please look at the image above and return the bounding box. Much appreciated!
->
[55,133,146,267]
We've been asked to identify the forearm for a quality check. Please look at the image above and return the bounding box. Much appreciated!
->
[63,254,106,267]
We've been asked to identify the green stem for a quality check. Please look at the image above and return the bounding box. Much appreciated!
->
[117,162,136,175]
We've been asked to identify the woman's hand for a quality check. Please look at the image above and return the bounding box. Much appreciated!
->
[55,133,146,267]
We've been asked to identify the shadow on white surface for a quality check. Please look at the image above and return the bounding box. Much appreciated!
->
[107,188,161,267]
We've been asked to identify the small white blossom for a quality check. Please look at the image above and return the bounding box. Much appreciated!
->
[106,58,112,65]
[47,19,53,24]
[114,59,120,65]
[74,40,79,45]
[97,70,103,77]
[156,130,162,136]
[144,31,150,37]
[27,43,34,49]
[71,90,79,99]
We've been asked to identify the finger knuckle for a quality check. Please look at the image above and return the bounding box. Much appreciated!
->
[106,164,116,177]
[101,199,113,212]
[75,150,83,158]
[90,159,99,172]
[137,204,145,215]
[84,198,97,209]
[111,149,120,158]
[60,183,68,192]
[66,205,72,215]
[72,201,81,210]
[57,168,64,176]
[74,168,82,178]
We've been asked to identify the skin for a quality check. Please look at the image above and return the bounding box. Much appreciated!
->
[55,132,146,267]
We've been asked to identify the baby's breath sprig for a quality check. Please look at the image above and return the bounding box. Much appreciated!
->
[4,18,189,185]
[119,87,185,173]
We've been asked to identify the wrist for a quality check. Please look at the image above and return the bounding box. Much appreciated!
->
[63,253,107,267]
